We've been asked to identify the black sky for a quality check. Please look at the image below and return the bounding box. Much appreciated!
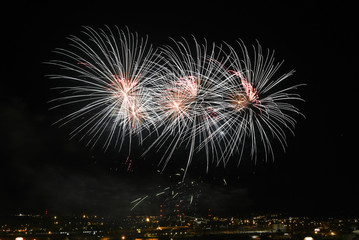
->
[1,2,356,217]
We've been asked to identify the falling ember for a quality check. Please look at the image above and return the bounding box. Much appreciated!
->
[125,155,132,172]
[77,62,94,67]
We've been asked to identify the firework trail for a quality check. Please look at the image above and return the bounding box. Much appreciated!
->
[48,26,163,153]
[130,168,202,213]
[49,27,304,177]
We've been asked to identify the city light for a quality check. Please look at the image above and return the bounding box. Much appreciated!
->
[2,213,358,239]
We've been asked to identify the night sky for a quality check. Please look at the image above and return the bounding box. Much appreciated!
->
[1,2,356,217]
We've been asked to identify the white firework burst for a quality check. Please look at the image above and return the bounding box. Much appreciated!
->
[48,26,163,152]
[145,37,232,177]
[218,40,305,165]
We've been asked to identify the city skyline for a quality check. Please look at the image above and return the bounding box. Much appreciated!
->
[1,212,359,239]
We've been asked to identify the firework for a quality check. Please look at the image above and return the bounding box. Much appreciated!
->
[218,40,304,165]
[48,26,163,152]
[49,27,304,176]
[143,38,233,177]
